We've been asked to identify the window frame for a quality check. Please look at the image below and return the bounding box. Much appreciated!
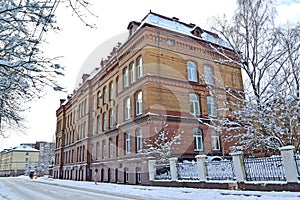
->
[137,57,143,79]
[187,61,198,82]
[102,112,107,131]
[123,67,129,88]
[189,93,200,117]
[204,65,214,85]
[207,96,217,117]
[136,128,143,153]
[193,128,203,151]
[212,135,221,151]
[124,98,131,120]
[130,62,135,84]
[125,132,131,154]
[135,91,143,116]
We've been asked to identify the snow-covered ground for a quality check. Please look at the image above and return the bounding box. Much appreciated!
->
[33,176,300,200]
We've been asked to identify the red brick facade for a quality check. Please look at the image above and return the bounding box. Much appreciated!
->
[54,12,243,184]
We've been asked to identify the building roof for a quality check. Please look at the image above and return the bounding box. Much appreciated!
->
[10,145,39,152]
[137,11,231,49]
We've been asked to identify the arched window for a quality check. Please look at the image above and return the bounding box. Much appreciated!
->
[97,116,101,134]
[102,112,107,131]
[187,61,197,82]
[189,93,200,116]
[193,128,203,151]
[207,96,216,117]
[123,68,129,88]
[130,62,135,83]
[103,86,107,105]
[137,56,143,79]
[109,81,114,100]
[204,65,214,85]
[102,140,106,159]
[125,132,131,154]
[135,91,142,116]
[109,138,113,158]
[136,128,143,153]
[109,108,114,129]
[124,98,131,120]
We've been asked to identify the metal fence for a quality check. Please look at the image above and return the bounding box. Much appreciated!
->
[206,160,236,180]
[155,163,171,180]
[294,154,300,176]
[176,161,199,180]
[243,156,286,181]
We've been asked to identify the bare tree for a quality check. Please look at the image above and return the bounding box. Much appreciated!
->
[210,0,300,152]
[0,0,96,135]
[142,123,182,162]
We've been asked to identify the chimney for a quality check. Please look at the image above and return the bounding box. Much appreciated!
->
[82,74,90,83]
[60,99,65,106]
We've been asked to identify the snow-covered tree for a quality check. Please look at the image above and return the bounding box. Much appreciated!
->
[142,123,182,162]
[0,0,95,135]
[209,0,300,152]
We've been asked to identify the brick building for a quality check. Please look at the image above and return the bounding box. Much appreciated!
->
[54,12,243,184]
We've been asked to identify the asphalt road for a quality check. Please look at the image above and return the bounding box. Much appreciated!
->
[0,177,144,200]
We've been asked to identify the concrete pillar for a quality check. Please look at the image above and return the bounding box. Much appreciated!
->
[169,157,178,181]
[148,157,156,181]
[195,155,207,182]
[230,151,246,183]
[279,146,298,183]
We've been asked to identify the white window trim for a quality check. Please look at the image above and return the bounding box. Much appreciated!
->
[130,62,136,83]
[187,61,197,82]
[189,93,200,116]
[137,57,143,79]
[126,133,131,154]
[193,128,203,151]
[212,135,221,151]
[207,96,217,117]
[136,92,142,116]
[136,129,143,153]
[204,65,214,85]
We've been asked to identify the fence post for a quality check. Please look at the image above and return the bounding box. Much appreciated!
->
[195,155,207,182]
[169,157,178,181]
[148,157,156,181]
[279,146,298,183]
[230,151,246,183]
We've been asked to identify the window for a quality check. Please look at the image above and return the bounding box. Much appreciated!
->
[102,112,107,131]
[189,93,200,116]
[96,142,100,160]
[102,140,106,159]
[193,128,203,151]
[123,68,129,88]
[97,91,101,108]
[124,98,131,120]
[109,81,114,100]
[136,128,143,153]
[187,61,197,82]
[204,65,214,85]
[109,109,114,129]
[103,86,107,105]
[91,143,95,161]
[116,76,119,95]
[125,132,131,154]
[109,138,113,158]
[212,135,220,151]
[97,116,101,134]
[130,62,135,83]
[207,96,217,117]
[137,57,143,79]
[135,91,142,116]
[115,105,119,125]
[124,167,129,183]
[136,167,141,184]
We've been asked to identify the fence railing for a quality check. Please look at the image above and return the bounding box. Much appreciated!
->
[206,160,235,180]
[154,163,171,180]
[176,161,199,180]
[243,156,286,181]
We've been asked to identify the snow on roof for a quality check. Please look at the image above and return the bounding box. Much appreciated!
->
[12,145,39,152]
[140,12,231,49]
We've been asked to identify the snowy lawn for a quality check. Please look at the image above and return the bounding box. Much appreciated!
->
[33,176,300,200]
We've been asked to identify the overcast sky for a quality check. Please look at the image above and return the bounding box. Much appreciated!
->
[1,0,299,150]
